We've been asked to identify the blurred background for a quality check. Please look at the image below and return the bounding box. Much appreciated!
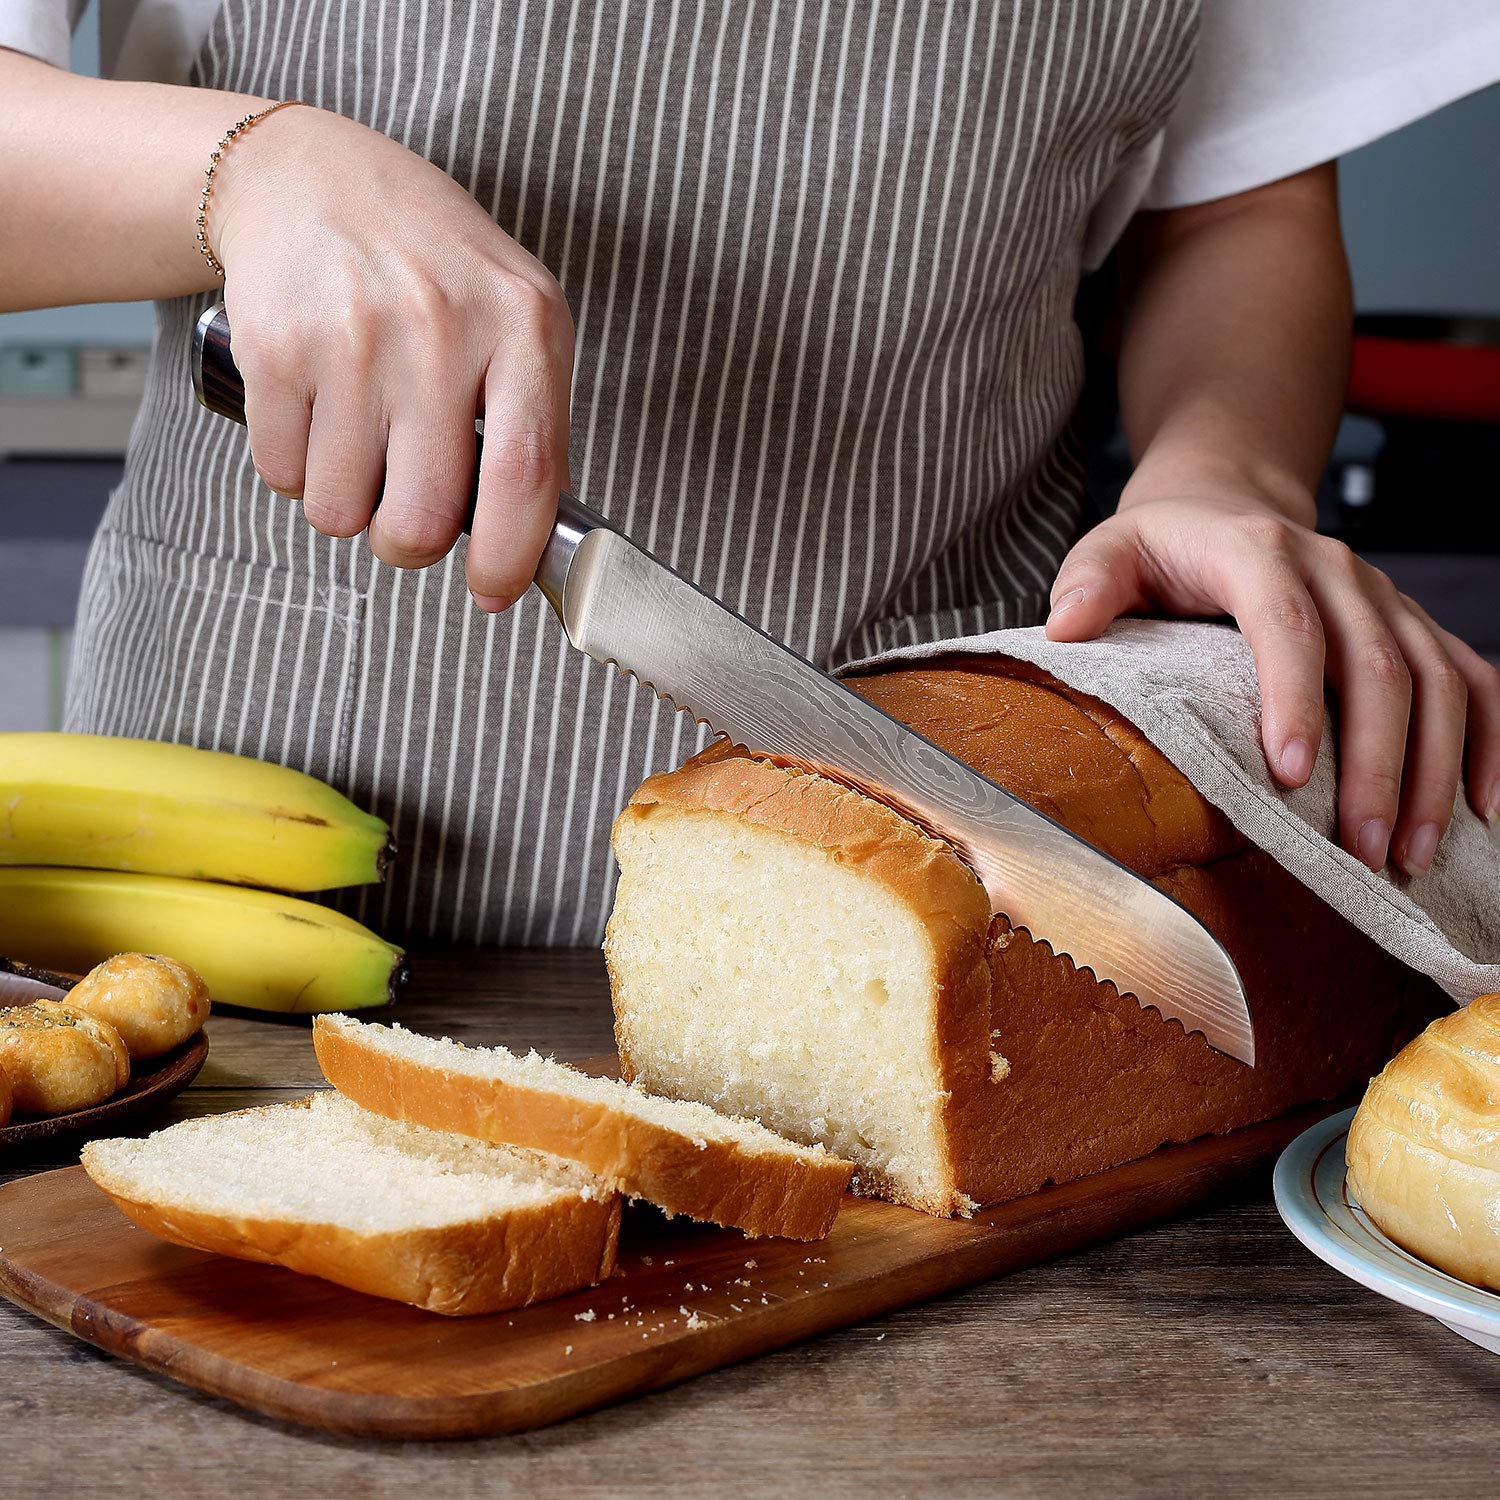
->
[2,9,1497,733]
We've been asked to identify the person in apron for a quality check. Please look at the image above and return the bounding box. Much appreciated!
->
[3,1,1498,944]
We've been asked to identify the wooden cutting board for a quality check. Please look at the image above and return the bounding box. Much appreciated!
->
[0,1100,1336,1440]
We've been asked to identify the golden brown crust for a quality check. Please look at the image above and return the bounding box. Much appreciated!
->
[0,1067,11,1128]
[82,1145,622,1317]
[965,849,1432,1202]
[0,1000,129,1115]
[849,658,1241,877]
[615,657,1443,1214]
[67,953,211,1060]
[313,1018,853,1240]
[1345,994,1500,1291]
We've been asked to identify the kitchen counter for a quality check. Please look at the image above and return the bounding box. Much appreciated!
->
[2,947,1496,1499]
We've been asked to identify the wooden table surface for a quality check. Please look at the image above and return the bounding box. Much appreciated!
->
[3,948,1495,1499]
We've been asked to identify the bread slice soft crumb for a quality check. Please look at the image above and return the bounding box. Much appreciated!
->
[607,797,967,1211]
[85,1091,605,1230]
[314,1015,853,1240]
[82,1092,621,1315]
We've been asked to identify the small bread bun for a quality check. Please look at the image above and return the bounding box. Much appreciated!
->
[0,1000,130,1116]
[65,953,211,1060]
[1346,993,1500,1292]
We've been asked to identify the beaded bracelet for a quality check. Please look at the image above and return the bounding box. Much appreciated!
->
[196,100,306,279]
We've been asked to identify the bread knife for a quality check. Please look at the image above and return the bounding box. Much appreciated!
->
[193,303,1255,1064]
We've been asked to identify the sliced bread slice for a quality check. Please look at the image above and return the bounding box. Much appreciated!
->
[313,1015,853,1240]
[80,1091,621,1316]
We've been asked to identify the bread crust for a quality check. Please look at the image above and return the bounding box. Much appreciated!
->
[850,657,1240,877]
[1346,993,1500,1292]
[610,658,1442,1214]
[314,1018,853,1240]
[82,1112,622,1317]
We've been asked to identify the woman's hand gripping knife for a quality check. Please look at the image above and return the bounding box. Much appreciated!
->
[0,47,574,614]
[1048,164,1500,877]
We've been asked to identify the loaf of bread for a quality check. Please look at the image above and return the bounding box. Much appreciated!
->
[0,999,130,1116]
[607,657,1442,1215]
[1346,994,1500,1291]
[82,1091,622,1315]
[314,1014,853,1239]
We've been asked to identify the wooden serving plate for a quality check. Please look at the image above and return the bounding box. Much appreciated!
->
[0,1099,1341,1438]
[0,1033,209,1150]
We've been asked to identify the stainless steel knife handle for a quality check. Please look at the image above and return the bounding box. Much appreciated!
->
[191,302,610,616]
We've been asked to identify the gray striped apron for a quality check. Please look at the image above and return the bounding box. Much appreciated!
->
[66,0,1199,945]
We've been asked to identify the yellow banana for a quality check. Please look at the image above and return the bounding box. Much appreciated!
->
[0,733,391,891]
[0,868,404,1013]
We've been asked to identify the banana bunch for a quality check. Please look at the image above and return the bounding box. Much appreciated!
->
[0,734,402,1013]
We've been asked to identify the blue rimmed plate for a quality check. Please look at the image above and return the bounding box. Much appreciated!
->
[1273,1106,1500,1356]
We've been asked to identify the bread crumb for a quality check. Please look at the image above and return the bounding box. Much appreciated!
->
[876,1333,886,1341]
[685,1312,707,1330]
[989,1051,1011,1082]
[564,1345,573,1356]
[744,1259,757,1269]
[574,1310,596,1322]
[641,1254,653,1265]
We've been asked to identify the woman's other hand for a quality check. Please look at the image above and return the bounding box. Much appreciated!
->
[214,106,574,611]
[1047,489,1500,875]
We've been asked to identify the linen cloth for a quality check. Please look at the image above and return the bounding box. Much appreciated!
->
[849,619,1500,1003]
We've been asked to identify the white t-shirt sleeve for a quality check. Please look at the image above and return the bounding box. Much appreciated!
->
[1146,0,1500,208]
[1085,0,1500,267]
[0,0,84,69]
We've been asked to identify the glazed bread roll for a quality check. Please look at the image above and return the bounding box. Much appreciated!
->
[66,953,211,1060]
[1346,994,1500,1292]
[0,1000,130,1115]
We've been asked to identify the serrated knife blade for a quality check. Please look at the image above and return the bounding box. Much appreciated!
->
[191,303,1254,1063]
[543,516,1254,1066]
